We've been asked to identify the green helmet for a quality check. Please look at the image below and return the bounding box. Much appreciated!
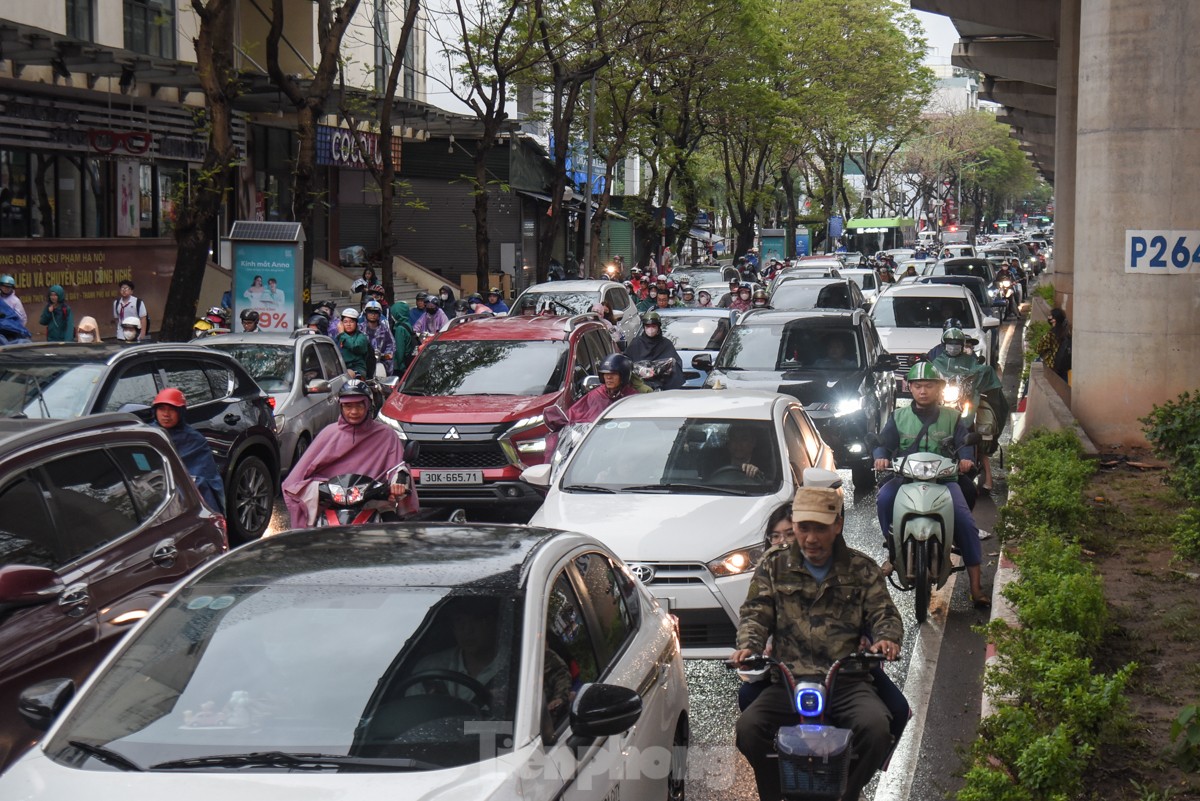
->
[906,361,945,383]
[941,327,966,344]
[642,311,662,326]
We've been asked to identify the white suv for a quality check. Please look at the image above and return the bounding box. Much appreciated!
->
[523,389,835,658]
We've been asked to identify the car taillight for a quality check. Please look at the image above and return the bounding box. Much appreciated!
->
[266,396,276,410]
[213,514,229,549]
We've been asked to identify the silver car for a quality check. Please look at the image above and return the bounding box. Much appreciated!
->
[511,279,642,344]
[200,331,347,471]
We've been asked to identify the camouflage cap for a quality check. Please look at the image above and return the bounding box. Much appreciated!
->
[792,467,844,524]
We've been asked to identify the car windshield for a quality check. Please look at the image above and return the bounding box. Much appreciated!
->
[772,283,853,310]
[562,417,780,494]
[845,272,876,291]
[659,315,731,350]
[511,291,595,316]
[942,263,993,281]
[206,344,294,393]
[0,362,105,418]
[46,584,522,771]
[716,323,862,371]
[401,340,569,396]
[872,295,973,329]
[674,269,728,286]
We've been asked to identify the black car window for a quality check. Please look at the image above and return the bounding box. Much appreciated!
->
[102,363,159,412]
[204,364,236,400]
[41,449,138,563]
[603,288,625,312]
[545,570,599,732]
[572,552,637,667]
[0,474,59,568]
[300,344,322,384]
[109,445,170,521]
[158,360,216,405]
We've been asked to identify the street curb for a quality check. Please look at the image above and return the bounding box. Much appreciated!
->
[980,549,1020,719]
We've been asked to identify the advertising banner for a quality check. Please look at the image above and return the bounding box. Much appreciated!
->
[232,243,298,331]
[116,159,139,237]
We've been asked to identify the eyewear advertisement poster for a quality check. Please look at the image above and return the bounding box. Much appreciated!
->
[232,242,299,331]
[116,160,139,237]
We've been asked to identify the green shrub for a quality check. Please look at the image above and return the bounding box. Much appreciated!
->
[1169,704,1200,771]
[999,429,1094,541]
[1172,508,1200,562]
[1141,390,1200,502]
[1022,320,1051,382]
[1034,283,1056,305]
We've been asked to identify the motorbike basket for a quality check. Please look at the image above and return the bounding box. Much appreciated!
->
[775,724,853,800]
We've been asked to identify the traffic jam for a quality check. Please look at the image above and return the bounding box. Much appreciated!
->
[0,236,1048,800]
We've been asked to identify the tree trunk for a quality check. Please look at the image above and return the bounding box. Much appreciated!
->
[293,103,322,305]
[781,167,796,260]
[473,148,491,292]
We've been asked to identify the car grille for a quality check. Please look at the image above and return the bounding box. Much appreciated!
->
[674,608,737,649]
[412,443,510,469]
[633,562,707,586]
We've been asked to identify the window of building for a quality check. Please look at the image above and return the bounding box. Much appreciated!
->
[373,0,390,95]
[66,0,95,41]
[124,0,175,58]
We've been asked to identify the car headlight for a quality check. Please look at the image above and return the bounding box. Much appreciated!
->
[707,545,766,577]
[942,385,960,404]
[834,398,862,417]
[378,413,407,438]
[272,413,286,434]
[509,414,545,434]
[516,438,547,453]
[900,458,941,480]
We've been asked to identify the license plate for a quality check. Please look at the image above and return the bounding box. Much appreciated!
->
[419,470,484,486]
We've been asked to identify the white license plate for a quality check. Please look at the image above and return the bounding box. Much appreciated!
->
[419,470,484,486]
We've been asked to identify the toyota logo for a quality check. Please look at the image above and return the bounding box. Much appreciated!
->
[628,563,655,584]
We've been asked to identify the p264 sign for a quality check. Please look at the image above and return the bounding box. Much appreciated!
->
[1126,230,1200,273]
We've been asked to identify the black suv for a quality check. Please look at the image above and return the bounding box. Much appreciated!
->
[697,309,897,485]
[0,343,280,543]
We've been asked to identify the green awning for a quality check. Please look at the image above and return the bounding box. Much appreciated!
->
[845,217,915,231]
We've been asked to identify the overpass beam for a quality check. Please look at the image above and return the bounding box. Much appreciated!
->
[953,40,1058,89]
[912,0,1058,40]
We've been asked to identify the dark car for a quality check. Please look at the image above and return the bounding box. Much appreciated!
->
[0,413,227,772]
[379,313,617,513]
[0,343,280,543]
[698,309,897,485]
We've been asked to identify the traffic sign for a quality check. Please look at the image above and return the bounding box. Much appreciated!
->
[1126,230,1200,273]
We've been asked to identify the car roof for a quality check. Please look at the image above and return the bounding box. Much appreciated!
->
[600,388,786,419]
[738,308,860,325]
[0,412,148,461]
[196,523,583,590]
[0,341,240,367]
[433,313,597,342]
[201,332,326,346]
[774,276,845,286]
[521,280,620,292]
[881,283,972,299]
[656,307,736,318]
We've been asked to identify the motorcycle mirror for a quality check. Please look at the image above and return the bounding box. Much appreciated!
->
[403,441,421,464]
[544,405,569,432]
[581,375,601,392]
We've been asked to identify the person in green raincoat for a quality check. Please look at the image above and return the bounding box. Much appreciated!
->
[929,327,1009,492]
[389,299,417,376]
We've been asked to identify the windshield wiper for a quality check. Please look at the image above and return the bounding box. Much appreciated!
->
[620,483,748,496]
[150,751,438,772]
[26,375,50,418]
[68,740,144,772]
[563,484,616,493]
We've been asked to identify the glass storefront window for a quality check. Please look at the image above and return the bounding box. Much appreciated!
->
[139,163,154,234]
[57,156,83,238]
[30,153,57,238]
[0,151,31,238]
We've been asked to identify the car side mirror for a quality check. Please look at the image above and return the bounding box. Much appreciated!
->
[18,678,74,732]
[582,375,601,392]
[520,463,552,487]
[610,309,625,321]
[403,440,421,464]
[544,405,569,432]
[304,378,331,396]
[569,682,642,739]
[0,565,63,614]
[691,353,714,372]
[381,376,401,396]
[982,316,1000,330]
[874,354,899,371]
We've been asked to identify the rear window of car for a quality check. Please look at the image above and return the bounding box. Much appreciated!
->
[208,344,295,393]
[400,340,569,397]
[871,295,970,329]
[511,291,596,316]
[659,315,730,351]
[716,323,862,371]
[772,283,852,310]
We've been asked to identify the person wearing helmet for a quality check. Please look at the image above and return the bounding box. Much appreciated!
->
[730,285,753,313]
[565,352,638,429]
[306,313,331,335]
[696,289,713,308]
[0,274,26,327]
[362,300,395,377]
[239,309,261,332]
[751,288,770,309]
[112,279,146,341]
[193,318,216,338]
[872,361,989,607]
[120,316,144,344]
[409,292,428,326]
[680,286,696,307]
[0,293,32,345]
[414,295,448,339]
[624,311,685,390]
[483,287,508,314]
[283,379,417,528]
[151,388,225,512]
[336,308,371,378]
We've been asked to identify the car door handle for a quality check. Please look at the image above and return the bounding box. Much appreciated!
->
[224,413,241,425]
[58,583,90,618]
[152,539,178,568]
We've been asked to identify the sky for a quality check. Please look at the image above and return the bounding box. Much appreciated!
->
[422,7,963,116]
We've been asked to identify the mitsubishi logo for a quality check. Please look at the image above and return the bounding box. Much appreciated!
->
[444,427,461,440]
[628,563,656,584]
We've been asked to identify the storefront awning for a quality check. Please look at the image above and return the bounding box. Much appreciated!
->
[845,217,916,233]
[515,190,628,219]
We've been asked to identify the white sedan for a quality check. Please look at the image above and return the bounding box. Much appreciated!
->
[1,524,688,801]
[524,390,836,659]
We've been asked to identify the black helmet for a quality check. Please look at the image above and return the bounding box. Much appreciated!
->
[338,379,372,403]
[425,296,441,310]
[240,309,260,323]
[942,317,963,331]
[307,314,329,327]
[597,353,632,385]
[415,291,429,301]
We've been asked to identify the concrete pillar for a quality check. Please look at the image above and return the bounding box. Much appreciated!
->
[1072,0,1200,445]
[1052,0,1079,312]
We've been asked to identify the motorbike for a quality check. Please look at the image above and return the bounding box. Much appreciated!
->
[993,277,1017,320]
[938,367,999,480]
[316,462,414,526]
[633,358,678,391]
[724,652,899,800]
[877,432,980,624]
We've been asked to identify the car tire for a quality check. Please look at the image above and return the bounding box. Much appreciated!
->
[294,432,311,467]
[667,715,688,801]
[228,455,273,545]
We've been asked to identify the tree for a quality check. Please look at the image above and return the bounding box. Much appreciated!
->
[267,0,363,304]
[161,0,239,341]
[429,0,540,291]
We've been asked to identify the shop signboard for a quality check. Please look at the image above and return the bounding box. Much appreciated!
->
[229,222,304,332]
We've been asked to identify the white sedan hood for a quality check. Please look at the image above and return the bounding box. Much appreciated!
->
[532,491,779,561]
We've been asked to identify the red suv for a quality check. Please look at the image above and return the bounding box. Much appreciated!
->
[379,313,617,512]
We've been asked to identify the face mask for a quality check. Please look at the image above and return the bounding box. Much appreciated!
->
[440,293,449,301]
[122,329,138,341]
[945,343,963,357]
[78,332,95,343]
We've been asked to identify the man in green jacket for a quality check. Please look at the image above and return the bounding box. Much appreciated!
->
[731,467,902,801]
[335,308,371,378]
[39,284,74,342]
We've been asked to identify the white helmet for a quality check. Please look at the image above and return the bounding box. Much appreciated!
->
[121,316,141,328]
[341,308,360,320]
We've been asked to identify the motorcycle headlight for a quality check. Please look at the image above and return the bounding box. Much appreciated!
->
[1000,279,1012,288]
[901,458,941,480]
[378,413,407,438]
[834,398,863,417]
[707,545,766,577]
[942,385,960,404]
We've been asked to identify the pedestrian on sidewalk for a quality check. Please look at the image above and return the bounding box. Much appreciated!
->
[112,280,147,341]
[39,285,74,342]
[1037,307,1071,381]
